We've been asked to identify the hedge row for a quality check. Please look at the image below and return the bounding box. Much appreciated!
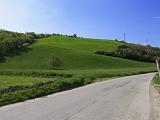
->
[0,70,72,78]
[95,44,160,63]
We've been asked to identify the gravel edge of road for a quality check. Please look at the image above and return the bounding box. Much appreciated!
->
[150,84,160,120]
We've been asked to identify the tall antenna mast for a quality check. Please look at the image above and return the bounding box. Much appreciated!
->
[123,32,126,42]
[146,38,149,45]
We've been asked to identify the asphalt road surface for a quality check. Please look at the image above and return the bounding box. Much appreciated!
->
[0,73,155,120]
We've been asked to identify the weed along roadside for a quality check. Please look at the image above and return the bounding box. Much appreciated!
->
[152,57,160,87]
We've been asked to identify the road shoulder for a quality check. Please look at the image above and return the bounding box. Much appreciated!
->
[150,85,160,120]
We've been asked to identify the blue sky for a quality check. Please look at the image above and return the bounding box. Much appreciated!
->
[0,0,160,46]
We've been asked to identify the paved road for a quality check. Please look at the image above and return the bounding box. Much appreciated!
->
[0,73,155,120]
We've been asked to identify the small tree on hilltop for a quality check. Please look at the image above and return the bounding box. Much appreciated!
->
[73,34,77,38]
[48,55,63,69]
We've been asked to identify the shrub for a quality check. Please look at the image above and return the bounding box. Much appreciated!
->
[0,29,54,60]
[95,44,160,63]
[48,55,63,69]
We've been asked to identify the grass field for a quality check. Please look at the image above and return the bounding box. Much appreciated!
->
[0,75,56,89]
[0,36,156,106]
[0,36,155,70]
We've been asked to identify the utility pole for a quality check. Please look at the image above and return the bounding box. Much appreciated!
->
[156,57,160,77]
[123,33,126,42]
[146,39,149,45]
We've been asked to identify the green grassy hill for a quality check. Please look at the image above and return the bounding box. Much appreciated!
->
[0,35,156,106]
[0,36,155,71]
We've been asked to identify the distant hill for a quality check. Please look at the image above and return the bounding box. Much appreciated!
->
[0,35,155,70]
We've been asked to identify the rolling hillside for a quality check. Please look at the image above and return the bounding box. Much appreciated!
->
[0,36,155,70]
[0,35,156,106]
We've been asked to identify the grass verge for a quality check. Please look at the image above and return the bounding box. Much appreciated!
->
[152,74,160,86]
[0,75,57,89]
[0,69,156,107]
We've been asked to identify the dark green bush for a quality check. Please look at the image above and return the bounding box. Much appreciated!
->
[0,30,35,56]
[84,77,96,85]
[0,30,54,60]
[95,44,160,63]
[48,55,63,69]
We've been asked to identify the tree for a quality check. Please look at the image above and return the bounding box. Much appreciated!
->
[73,34,77,38]
[25,32,37,39]
[48,55,63,69]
